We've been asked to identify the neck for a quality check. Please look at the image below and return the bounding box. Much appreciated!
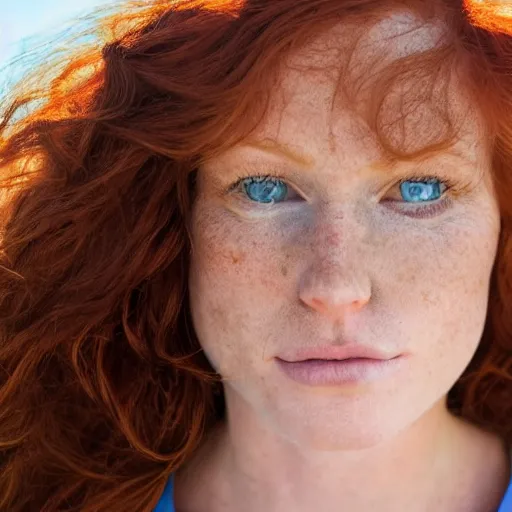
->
[175,396,509,512]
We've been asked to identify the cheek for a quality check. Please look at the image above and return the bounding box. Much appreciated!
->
[189,204,290,294]
[187,203,290,367]
[397,215,499,370]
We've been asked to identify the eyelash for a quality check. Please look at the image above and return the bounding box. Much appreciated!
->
[226,171,461,218]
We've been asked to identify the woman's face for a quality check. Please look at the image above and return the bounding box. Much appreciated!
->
[188,12,501,449]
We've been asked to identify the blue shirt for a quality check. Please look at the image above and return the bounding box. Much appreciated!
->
[153,471,512,511]
[154,474,175,512]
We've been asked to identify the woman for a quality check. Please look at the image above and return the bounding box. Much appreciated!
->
[1,0,512,510]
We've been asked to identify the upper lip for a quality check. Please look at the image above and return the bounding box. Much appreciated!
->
[277,344,399,362]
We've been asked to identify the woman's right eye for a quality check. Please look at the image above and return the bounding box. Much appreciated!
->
[229,175,300,204]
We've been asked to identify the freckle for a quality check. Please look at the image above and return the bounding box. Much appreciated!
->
[328,131,337,154]
[230,251,243,264]
[281,265,288,277]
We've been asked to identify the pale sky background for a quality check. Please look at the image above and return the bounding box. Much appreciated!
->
[0,0,119,71]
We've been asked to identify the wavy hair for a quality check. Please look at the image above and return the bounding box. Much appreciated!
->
[0,0,512,510]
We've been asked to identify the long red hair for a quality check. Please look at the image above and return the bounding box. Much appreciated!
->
[0,0,511,510]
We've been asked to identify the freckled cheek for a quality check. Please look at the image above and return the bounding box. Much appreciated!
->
[377,223,497,326]
[440,226,498,286]
[417,228,496,324]
[192,217,293,291]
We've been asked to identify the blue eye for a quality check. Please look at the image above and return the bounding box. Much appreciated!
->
[399,177,445,203]
[240,176,290,204]
[228,174,455,214]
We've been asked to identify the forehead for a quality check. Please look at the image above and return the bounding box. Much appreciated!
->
[246,10,488,169]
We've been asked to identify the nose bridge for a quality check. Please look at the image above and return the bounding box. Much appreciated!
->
[316,221,351,261]
[299,210,372,320]
[310,206,363,261]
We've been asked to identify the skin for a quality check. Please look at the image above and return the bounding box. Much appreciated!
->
[178,10,509,512]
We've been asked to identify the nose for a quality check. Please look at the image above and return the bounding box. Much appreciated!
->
[298,228,371,322]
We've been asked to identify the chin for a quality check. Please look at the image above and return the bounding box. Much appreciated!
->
[272,404,416,452]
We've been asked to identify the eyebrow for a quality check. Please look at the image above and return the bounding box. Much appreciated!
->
[242,140,315,168]
[241,139,470,171]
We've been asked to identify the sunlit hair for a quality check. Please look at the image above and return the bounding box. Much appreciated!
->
[0,0,511,510]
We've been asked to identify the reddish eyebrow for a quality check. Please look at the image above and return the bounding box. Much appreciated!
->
[242,140,315,169]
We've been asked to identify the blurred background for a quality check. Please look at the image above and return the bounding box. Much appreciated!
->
[1,0,119,74]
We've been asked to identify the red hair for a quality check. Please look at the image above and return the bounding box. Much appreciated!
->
[0,0,511,510]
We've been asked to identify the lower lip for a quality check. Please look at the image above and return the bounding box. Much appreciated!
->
[275,357,404,386]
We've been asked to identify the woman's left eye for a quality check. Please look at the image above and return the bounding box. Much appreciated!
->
[227,173,454,212]
[396,176,448,203]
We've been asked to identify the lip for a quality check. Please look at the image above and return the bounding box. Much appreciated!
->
[275,356,404,386]
[275,344,403,387]
[278,344,398,363]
